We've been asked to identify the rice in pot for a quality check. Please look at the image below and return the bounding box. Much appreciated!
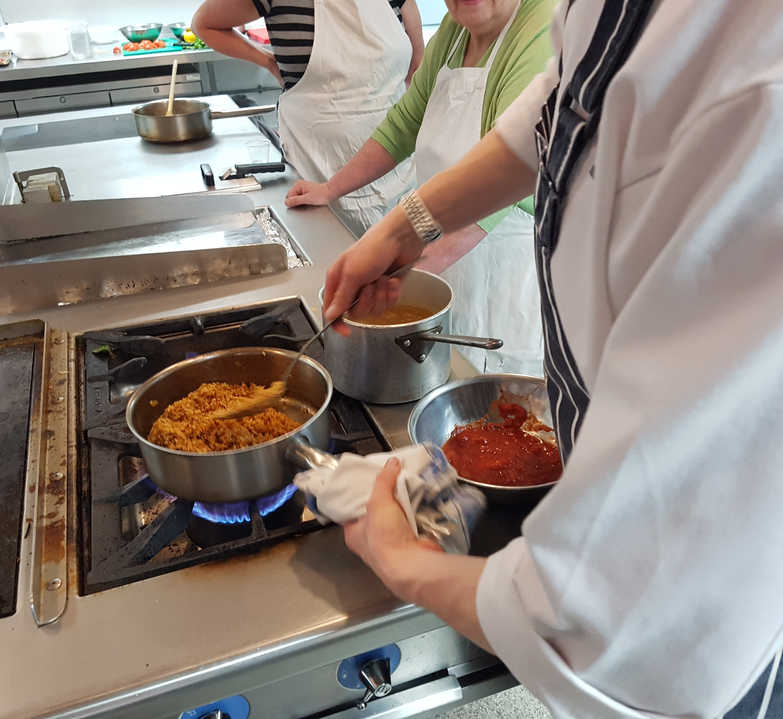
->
[148,382,300,452]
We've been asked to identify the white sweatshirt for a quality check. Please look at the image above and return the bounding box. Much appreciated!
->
[477,1,783,717]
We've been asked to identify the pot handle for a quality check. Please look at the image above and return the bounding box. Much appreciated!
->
[418,332,503,350]
[285,436,339,471]
[210,105,276,119]
[396,327,503,363]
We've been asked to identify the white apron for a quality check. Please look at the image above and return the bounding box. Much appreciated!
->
[278,0,416,238]
[414,7,543,376]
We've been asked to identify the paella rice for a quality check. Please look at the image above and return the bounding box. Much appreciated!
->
[148,382,300,452]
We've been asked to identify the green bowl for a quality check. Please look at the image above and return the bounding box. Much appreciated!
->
[168,23,187,39]
[119,23,163,42]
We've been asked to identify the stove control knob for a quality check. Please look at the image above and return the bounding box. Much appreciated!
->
[356,657,392,710]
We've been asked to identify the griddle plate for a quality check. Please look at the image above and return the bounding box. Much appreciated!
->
[0,344,34,618]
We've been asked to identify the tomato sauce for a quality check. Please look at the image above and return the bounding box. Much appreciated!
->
[442,401,562,487]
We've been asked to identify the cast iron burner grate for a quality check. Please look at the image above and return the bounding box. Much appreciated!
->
[76,298,390,595]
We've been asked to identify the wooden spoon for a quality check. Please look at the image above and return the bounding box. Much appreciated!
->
[213,380,286,420]
[165,59,178,116]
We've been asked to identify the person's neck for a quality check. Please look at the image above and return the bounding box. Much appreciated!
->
[463,0,516,66]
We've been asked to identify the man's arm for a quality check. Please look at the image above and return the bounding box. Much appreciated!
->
[343,459,492,653]
[322,129,538,328]
[415,224,487,274]
[192,0,283,85]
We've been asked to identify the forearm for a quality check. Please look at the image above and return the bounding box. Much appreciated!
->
[386,548,492,653]
[360,129,535,262]
[327,139,399,199]
[421,130,536,232]
[192,0,281,81]
[416,224,487,274]
[401,0,425,85]
[197,27,279,72]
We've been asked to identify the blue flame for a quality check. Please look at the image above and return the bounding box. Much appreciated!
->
[143,475,297,523]
[256,484,298,515]
[193,500,252,524]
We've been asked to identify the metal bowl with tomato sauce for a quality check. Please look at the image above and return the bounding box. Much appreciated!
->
[408,374,561,505]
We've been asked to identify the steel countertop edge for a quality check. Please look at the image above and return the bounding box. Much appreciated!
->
[0,47,221,83]
[0,104,474,719]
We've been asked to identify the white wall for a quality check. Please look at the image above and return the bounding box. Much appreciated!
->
[3,0,202,27]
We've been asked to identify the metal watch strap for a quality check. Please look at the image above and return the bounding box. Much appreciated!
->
[399,190,443,245]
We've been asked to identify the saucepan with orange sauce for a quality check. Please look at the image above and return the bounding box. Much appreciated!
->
[319,270,503,403]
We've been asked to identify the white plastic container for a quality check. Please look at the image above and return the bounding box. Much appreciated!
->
[4,21,69,60]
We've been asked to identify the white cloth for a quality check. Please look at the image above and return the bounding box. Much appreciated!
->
[477,1,783,717]
[277,0,415,237]
[414,7,543,376]
[294,444,486,555]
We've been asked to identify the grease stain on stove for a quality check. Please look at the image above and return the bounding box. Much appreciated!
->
[43,518,66,562]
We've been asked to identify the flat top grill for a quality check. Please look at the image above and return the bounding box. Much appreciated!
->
[0,343,36,618]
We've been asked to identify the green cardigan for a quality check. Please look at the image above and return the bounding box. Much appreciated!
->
[372,0,554,229]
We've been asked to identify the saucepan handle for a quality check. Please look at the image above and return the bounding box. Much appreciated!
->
[418,332,503,350]
[285,436,339,471]
[395,327,502,363]
[209,105,277,119]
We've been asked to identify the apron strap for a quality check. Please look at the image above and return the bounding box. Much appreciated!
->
[533,0,655,460]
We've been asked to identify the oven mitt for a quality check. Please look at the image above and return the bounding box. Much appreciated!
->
[293,443,486,554]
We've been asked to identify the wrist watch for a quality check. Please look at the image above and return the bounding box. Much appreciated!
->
[399,190,443,245]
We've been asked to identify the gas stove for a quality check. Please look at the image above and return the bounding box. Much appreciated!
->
[74,298,390,594]
[0,299,520,719]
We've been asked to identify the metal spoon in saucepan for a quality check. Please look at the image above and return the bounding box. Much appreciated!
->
[214,261,417,420]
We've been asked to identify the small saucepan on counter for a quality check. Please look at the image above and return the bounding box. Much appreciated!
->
[320,270,503,404]
[126,347,337,503]
[132,98,276,143]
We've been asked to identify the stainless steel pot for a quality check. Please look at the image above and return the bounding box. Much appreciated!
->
[408,374,558,505]
[126,347,333,502]
[132,99,276,143]
[321,270,502,404]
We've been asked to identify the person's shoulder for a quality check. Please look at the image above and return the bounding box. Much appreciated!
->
[510,0,556,43]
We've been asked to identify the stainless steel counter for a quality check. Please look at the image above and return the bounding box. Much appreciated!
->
[0,45,219,83]
[0,100,525,719]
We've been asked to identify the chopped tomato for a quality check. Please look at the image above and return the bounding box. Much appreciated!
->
[122,42,140,52]
[152,40,166,48]
[113,46,121,55]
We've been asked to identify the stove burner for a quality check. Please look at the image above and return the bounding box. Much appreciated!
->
[186,491,308,548]
[193,499,252,525]
[255,483,298,516]
[78,298,390,594]
[145,475,300,525]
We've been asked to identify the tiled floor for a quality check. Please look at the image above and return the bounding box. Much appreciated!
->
[437,686,552,719]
